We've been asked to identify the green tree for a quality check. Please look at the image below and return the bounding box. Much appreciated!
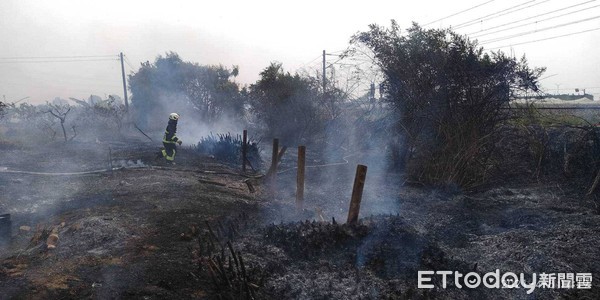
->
[179,61,242,124]
[349,22,545,188]
[128,52,243,127]
[0,101,6,119]
[248,62,323,144]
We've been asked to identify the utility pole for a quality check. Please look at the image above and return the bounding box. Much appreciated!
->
[120,52,129,112]
[322,50,326,93]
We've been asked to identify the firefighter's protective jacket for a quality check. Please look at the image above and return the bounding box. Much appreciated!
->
[163,119,179,144]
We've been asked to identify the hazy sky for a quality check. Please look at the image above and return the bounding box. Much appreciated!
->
[1,0,599,104]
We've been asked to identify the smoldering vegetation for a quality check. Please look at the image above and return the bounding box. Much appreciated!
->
[192,184,600,299]
[196,133,262,170]
[1,22,600,299]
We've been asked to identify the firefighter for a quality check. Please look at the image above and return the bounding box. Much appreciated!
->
[157,112,182,164]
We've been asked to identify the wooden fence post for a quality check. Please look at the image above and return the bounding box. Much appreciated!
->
[296,146,306,209]
[0,214,11,244]
[242,130,247,173]
[270,138,279,175]
[347,165,368,224]
[271,138,279,198]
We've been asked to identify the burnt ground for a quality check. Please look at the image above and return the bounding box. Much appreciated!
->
[0,140,599,299]
[0,141,260,299]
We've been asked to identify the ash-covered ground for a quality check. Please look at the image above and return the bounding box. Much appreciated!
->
[0,140,599,299]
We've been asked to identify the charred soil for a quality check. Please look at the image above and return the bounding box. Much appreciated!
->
[0,141,599,299]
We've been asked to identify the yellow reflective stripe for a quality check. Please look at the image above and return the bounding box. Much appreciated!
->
[163,132,178,143]
[165,149,176,161]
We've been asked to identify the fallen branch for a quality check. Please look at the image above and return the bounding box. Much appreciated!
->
[244,179,256,193]
[133,122,154,142]
[587,168,600,196]
[265,146,287,178]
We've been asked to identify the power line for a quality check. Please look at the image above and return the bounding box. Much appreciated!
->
[298,55,322,71]
[471,3,600,38]
[480,15,600,44]
[326,49,347,55]
[299,49,347,71]
[452,0,547,30]
[0,58,119,64]
[559,86,600,89]
[487,26,600,48]
[453,0,537,29]
[0,55,116,60]
[423,0,495,26]
[467,0,596,35]
[0,75,122,86]
[125,59,135,70]
[123,55,136,71]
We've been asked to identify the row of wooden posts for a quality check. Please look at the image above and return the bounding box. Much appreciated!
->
[240,130,367,224]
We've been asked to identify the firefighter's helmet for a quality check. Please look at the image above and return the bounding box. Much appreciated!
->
[169,113,180,121]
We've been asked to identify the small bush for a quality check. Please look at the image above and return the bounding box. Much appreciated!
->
[196,133,261,169]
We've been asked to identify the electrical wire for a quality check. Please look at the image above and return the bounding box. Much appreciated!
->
[299,55,322,69]
[277,153,356,175]
[423,0,495,26]
[0,55,116,60]
[0,55,117,60]
[472,4,600,38]
[326,49,346,55]
[467,0,596,35]
[298,50,349,74]
[123,55,136,71]
[558,86,600,90]
[487,26,600,48]
[0,58,119,64]
[453,0,547,30]
[480,15,600,44]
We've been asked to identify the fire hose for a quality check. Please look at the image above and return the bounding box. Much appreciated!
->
[0,167,114,176]
[0,141,356,178]
[0,166,264,178]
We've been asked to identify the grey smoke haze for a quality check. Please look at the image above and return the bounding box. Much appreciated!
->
[0,0,599,104]
[255,101,402,225]
[151,92,244,145]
